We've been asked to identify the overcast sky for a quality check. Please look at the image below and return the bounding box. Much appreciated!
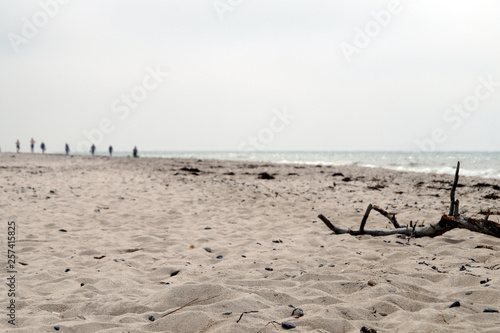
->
[1,0,499,153]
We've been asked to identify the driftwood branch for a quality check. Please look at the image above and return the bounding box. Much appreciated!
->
[318,161,500,239]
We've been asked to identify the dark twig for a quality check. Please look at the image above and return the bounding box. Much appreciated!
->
[162,295,219,317]
[236,310,259,323]
[454,199,460,216]
[372,205,401,229]
[449,161,460,216]
[318,214,343,233]
[360,204,373,233]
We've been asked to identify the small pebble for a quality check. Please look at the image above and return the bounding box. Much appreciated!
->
[291,308,304,317]
[54,326,60,331]
[204,247,212,253]
[459,266,466,271]
[65,268,70,272]
[368,280,376,286]
[449,301,460,308]
[483,308,499,313]
[170,270,180,277]
[189,244,194,248]
[148,315,155,321]
[222,312,232,315]
[265,267,273,271]
[241,255,246,258]
[281,321,296,329]
[59,229,67,232]
[80,283,85,287]
[318,264,324,267]
[204,227,211,230]
[216,255,223,259]
[465,291,473,295]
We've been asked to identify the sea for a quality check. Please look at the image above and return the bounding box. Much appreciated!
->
[122,151,500,180]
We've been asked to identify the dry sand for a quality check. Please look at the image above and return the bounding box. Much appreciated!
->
[1,153,499,333]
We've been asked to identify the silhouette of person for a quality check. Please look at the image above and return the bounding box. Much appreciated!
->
[90,144,96,156]
[133,146,138,158]
[109,145,113,156]
[16,140,20,153]
[40,142,46,154]
[30,138,35,153]
[65,143,70,155]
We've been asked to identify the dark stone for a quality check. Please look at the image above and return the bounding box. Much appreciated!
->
[180,167,201,173]
[332,172,344,177]
[291,308,304,317]
[59,229,67,232]
[65,268,70,272]
[54,326,60,331]
[281,321,296,329]
[216,255,223,259]
[80,283,85,287]
[148,315,155,321]
[360,327,377,333]
[258,172,275,180]
[170,270,180,277]
[483,308,499,313]
[449,301,460,308]
[265,267,273,271]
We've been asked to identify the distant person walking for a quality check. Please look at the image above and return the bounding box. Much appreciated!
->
[90,144,96,156]
[30,138,35,153]
[15,140,20,153]
[109,145,113,157]
[40,142,46,154]
[65,143,70,155]
[133,146,138,158]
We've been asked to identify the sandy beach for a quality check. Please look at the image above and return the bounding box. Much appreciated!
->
[1,153,499,333]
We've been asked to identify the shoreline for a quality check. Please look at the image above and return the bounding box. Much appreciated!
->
[1,153,499,332]
[1,151,499,181]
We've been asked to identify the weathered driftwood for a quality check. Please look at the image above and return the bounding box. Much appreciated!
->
[318,162,500,239]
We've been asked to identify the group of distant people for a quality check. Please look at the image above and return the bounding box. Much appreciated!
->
[14,139,139,158]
